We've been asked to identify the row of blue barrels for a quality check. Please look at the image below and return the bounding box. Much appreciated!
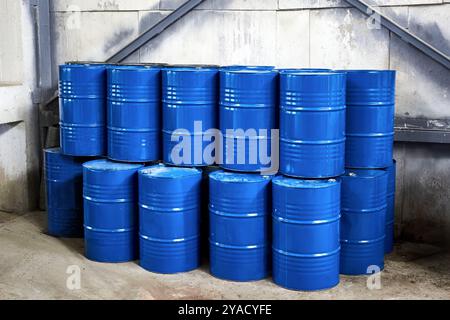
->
[44,148,396,290]
[59,63,395,175]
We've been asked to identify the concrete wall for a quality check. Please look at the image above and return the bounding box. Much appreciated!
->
[0,0,40,213]
[13,0,450,245]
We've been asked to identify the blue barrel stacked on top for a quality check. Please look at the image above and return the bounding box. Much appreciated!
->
[279,70,346,178]
[59,63,107,156]
[344,70,396,169]
[209,170,272,281]
[83,159,143,262]
[272,176,341,291]
[220,67,278,172]
[138,164,202,274]
[107,65,161,162]
[162,65,219,167]
[340,169,387,275]
[44,148,85,238]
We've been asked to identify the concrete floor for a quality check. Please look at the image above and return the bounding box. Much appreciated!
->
[0,211,449,300]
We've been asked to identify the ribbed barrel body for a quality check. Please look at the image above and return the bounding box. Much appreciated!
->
[44,148,85,237]
[344,70,396,168]
[385,160,396,253]
[280,71,346,178]
[209,170,272,281]
[139,165,202,274]
[59,64,107,156]
[340,169,388,275]
[272,176,341,291]
[162,67,219,166]
[83,160,143,262]
[220,69,278,172]
[107,65,161,162]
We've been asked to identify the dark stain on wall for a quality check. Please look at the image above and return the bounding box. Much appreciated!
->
[103,27,135,54]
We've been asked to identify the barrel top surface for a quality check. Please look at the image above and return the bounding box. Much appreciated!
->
[209,170,272,183]
[116,63,168,67]
[221,68,278,75]
[163,65,219,72]
[273,175,339,189]
[60,63,107,70]
[139,164,201,179]
[221,65,275,71]
[280,70,345,76]
[108,65,161,71]
[83,159,143,171]
[343,168,388,179]
[277,68,332,72]
[338,69,395,74]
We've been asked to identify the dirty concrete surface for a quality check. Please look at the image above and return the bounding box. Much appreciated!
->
[0,211,449,300]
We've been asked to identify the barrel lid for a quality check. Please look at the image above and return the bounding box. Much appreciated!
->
[273,176,339,188]
[222,67,277,75]
[280,70,345,76]
[221,65,275,71]
[139,164,201,179]
[60,63,107,69]
[108,64,161,71]
[65,61,113,65]
[277,68,332,72]
[337,69,395,75]
[209,170,272,183]
[116,62,168,67]
[343,169,388,179]
[163,64,219,72]
[83,159,144,171]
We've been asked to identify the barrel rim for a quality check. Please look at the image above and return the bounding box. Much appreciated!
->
[337,69,396,74]
[60,63,108,69]
[272,175,340,188]
[107,64,162,71]
[277,68,332,72]
[209,170,273,183]
[116,62,168,67]
[139,164,202,179]
[343,168,388,179]
[279,70,345,76]
[82,159,144,171]
[221,68,278,75]
[220,65,275,71]
[163,64,220,71]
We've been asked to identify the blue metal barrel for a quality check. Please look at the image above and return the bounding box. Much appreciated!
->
[343,70,396,168]
[44,148,85,237]
[209,170,272,281]
[340,169,387,275]
[272,176,341,291]
[83,160,143,262]
[59,63,107,156]
[280,70,346,178]
[385,160,396,253]
[107,65,161,162]
[220,68,278,172]
[138,164,202,274]
[162,66,219,167]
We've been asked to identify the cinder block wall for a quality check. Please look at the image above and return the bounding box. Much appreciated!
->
[49,0,450,246]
